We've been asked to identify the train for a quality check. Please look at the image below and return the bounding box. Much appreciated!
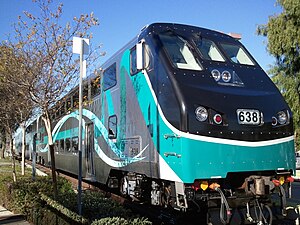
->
[16,23,296,224]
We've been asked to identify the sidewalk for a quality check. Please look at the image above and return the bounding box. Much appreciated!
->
[0,206,30,225]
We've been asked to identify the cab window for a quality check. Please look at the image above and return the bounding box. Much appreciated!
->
[159,34,202,71]
[220,43,255,66]
[195,38,225,62]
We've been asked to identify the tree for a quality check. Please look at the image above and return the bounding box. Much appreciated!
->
[0,45,35,176]
[4,0,102,198]
[257,0,300,150]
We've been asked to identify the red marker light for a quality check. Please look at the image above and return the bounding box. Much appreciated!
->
[214,114,223,125]
[286,176,294,183]
[272,179,280,186]
[192,181,200,191]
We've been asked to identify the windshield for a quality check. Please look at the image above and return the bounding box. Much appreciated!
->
[220,43,255,66]
[159,34,202,71]
[194,38,225,62]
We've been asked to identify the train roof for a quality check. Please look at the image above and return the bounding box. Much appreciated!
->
[138,22,239,42]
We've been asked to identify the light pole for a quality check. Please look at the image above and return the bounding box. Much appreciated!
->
[73,37,89,215]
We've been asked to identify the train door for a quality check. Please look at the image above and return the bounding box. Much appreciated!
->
[85,122,95,179]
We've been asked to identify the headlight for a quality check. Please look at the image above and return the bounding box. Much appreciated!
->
[195,106,208,122]
[211,69,221,82]
[277,111,288,125]
[271,116,278,126]
[221,70,231,82]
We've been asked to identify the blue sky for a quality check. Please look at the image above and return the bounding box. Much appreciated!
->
[0,0,282,71]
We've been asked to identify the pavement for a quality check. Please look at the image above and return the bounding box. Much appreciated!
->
[0,206,30,225]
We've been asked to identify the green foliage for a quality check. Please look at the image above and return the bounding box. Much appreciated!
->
[40,193,88,224]
[258,0,300,150]
[270,66,300,150]
[0,168,152,225]
[91,217,152,225]
[257,0,300,73]
[82,191,131,221]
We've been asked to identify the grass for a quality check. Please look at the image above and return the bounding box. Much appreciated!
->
[0,157,32,177]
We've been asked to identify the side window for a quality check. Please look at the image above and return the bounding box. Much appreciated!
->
[66,98,72,112]
[130,46,138,75]
[65,138,71,152]
[61,102,65,115]
[108,115,117,139]
[103,63,117,91]
[72,137,79,154]
[91,73,101,97]
[60,139,65,152]
[83,84,89,106]
[144,44,153,71]
[73,92,79,109]
[55,140,59,153]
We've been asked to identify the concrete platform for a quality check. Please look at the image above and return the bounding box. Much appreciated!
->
[0,206,30,225]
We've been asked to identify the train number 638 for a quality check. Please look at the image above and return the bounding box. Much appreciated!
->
[237,109,261,125]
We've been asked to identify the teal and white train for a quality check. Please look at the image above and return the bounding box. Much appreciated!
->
[18,23,296,224]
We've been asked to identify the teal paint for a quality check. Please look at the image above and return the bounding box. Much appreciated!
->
[105,90,115,116]
[119,51,130,151]
[176,138,295,183]
[128,72,158,148]
[55,127,79,140]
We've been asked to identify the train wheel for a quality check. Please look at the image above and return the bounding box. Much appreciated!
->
[161,185,172,207]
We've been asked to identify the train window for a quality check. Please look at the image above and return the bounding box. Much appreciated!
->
[72,137,78,153]
[195,38,225,62]
[108,115,117,139]
[66,98,72,112]
[91,73,101,97]
[144,44,153,71]
[130,46,138,75]
[65,138,71,152]
[73,93,79,109]
[60,139,65,152]
[220,43,255,66]
[159,33,202,71]
[61,101,65,115]
[83,84,89,106]
[103,63,117,91]
[55,141,59,153]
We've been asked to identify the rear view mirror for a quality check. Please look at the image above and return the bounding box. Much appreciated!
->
[136,42,144,70]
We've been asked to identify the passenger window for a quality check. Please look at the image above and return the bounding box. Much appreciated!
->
[60,139,65,152]
[65,138,71,152]
[66,98,72,112]
[55,140,59,153]
[72,137,79,154]
[73,93,79,109]
[91,72,101,97]
[108,115,117,139]
[61,102,65,115]
[83,84,89,106]
[103,63,117,91]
